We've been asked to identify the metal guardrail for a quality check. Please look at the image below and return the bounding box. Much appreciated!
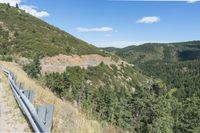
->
[0,65,54,133]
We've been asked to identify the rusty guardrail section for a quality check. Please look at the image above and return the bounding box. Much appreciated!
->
[0,65,54,133]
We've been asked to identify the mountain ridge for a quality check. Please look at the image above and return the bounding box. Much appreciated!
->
[102,41,200,64]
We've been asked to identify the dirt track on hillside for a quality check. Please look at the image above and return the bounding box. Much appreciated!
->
[40,54,129,74]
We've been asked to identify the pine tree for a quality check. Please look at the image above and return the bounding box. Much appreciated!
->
[7,3,10,8]
[16,3,19,9]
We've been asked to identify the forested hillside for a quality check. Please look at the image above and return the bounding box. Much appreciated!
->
[113,41,200,64]
[1,3,200,133]
[102,42,200,132]
[0,3,169,132]
[44,64,180,132]
[138,60,200,99]
[107,41,200,100]
[44,63,200,133]
[0,3,103,59]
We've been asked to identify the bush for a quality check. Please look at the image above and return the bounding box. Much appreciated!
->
[0,55,13,62]
[23,54,41,78]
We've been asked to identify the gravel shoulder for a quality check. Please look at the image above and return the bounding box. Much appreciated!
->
[0,72,31,132]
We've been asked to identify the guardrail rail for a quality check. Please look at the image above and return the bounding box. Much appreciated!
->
[0,65,54,133]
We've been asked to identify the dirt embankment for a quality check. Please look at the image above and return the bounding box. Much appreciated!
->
[40,54,129,74]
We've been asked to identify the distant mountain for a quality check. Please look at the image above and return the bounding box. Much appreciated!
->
[106,41,200,100]
[113,41,200,64]
[0,3,103,59]
[101,47,121,53]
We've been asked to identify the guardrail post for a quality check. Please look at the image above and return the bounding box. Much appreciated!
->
[36,105,54,132]
[22,90,34,103]
[17,82,24,89]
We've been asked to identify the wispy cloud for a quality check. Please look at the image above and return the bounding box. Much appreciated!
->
[20,5,49,18]
[0,0,21,6]
[0,0,50,18]
[137,16,160,24]
[76,27,113,32]
[187,0,199,3]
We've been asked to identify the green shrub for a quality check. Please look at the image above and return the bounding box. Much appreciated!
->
[0,55,13,62]
[23,54,41,78]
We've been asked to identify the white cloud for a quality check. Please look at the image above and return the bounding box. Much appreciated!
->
[187,0,199,3]
[76,27,113,32]
[0,0,49,18]
[0,0,21,6]
[137,16,160,24]
[20,5,49,18]
[112,0,199,4]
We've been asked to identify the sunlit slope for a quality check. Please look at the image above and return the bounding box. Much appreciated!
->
[0,3,104,58]
[0,61,121,133]
[105,41,200,64]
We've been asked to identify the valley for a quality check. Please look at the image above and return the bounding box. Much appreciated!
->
[0,2,200,133]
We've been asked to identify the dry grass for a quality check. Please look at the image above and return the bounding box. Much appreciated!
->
[0,68,31,132]
[0,61,119,133]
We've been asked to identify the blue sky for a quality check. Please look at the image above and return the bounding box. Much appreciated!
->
[1,0,200,47]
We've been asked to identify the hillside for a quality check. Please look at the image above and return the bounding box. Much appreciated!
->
[110,41,200,64]
[139,60,200,99]
[4,60,188,133]
[0,61,123,133]
[0,3,164,133]
[101,47,121,53]
[102,42,200,132]
[0,3,104,59]
[2,3,200,133]
[40,54,128,74]
[105,41,200,99]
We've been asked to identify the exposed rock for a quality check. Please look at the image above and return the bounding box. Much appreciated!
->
[40,54,130,74]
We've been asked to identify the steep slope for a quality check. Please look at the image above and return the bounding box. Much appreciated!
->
[3,60,186,133]
[103,42,200,132]
[0,4,151,88]
[107,41,200,100]
[0,3,103,59]
[0,3,160,133]
[0,61,121,133]
[138,60,200,99]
